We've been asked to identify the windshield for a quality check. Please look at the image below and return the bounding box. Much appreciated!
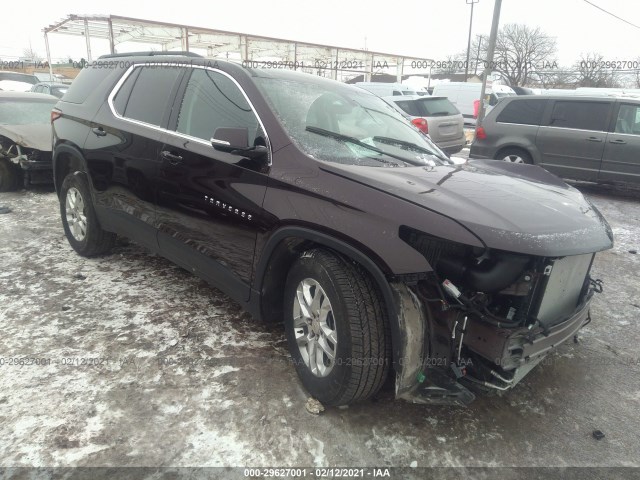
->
[255,75,447,167]
[0,100,57,125]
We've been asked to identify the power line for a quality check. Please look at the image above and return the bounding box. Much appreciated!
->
[582,0,640,30]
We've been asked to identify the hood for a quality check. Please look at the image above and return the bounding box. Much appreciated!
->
[0,124,52,151]
[322,159,613,257]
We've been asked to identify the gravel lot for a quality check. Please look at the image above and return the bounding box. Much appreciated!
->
[0,183,639,475]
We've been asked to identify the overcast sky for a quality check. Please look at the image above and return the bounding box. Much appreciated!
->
[1,0,639,66]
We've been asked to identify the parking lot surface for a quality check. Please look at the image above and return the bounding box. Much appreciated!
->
[0,186,639,469]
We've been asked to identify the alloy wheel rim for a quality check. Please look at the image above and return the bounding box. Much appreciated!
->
[503,154,524,163]
[65,187,87,241]
[293,278,337,377]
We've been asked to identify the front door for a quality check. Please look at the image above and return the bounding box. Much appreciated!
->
[154,67,271,302]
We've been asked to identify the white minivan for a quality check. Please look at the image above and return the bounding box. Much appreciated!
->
[355,82,418,97]
[432,82,516,126]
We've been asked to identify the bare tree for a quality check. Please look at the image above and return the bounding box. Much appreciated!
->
[574,52,621,88]
[434,53,467,75]
[624,57,640,88]
[22,46,42,64]
[535,69,575,89]
[494,24,558,86]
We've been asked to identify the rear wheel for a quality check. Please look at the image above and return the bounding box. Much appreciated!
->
[0,159,20,192]
[60,172,116,256]
[284,249,390,406]
[497,148,532,164]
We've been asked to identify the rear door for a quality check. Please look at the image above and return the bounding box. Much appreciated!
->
[536,99,613,181]
[85,64,185,250]
[155,67,271,302]
[599,102,640,184]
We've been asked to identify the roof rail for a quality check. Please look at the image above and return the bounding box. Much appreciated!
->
[98,51,203,59]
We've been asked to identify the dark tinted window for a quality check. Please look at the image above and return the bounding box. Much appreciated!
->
[496,99,547,125]
[393,100,421,116]
[124,66,182,126]
[50,86,69,98]
[549,101,610,131]
[112,68,141,115]
[63,62,118,104]
[417,98,459,116]
[175,69,259,143]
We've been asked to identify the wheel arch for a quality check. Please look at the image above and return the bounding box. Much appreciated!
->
[494,144,537,164]
[254,226,405,367]
[53,144,89,196]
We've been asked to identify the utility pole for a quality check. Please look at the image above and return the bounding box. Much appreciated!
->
[474,35,483,76]
[464,0,479,82]
[477,0,502,125]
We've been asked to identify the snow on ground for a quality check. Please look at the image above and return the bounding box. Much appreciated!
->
[0,185,639,469]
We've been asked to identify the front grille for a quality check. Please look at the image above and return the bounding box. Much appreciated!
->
[533,253,594,327]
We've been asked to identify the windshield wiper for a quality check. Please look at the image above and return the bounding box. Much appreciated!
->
[305,126,421,166]
[372,136,448,162]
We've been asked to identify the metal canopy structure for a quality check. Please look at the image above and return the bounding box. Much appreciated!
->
[43,14,434,82]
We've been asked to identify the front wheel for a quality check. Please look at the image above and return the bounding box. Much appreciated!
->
[60,172,116,257]
[284,249,390,406]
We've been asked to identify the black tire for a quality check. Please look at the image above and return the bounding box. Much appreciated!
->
[0,159,19,192]
[284,249,390,406]
[496,148,532,165]
[59,172,116,257]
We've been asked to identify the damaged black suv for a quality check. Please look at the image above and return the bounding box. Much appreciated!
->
[51,52,613,406]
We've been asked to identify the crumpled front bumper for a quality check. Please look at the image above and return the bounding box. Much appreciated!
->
[390,282,595,406]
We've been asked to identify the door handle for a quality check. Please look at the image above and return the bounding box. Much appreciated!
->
[586,136,602,142]
[161,150,183,165]
[609,139,627,144]
[91,127,107,137]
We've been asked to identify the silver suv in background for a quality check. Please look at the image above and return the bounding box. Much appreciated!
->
[384,95,466,154]
[470,95,640,185]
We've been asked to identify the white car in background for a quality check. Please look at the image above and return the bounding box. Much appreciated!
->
[0,72,39,92]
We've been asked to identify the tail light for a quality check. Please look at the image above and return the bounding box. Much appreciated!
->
[411,117,428,134]
[51,109,62,123]
[473,99,480,118]
[475,126,487,140]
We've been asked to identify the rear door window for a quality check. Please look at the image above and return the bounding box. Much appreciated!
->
[496,99,548,125]
[549,101,611,131]
[122,66,183,127]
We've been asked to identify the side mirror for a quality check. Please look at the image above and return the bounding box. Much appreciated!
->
[211,127,249,151]
[211,127,269,161]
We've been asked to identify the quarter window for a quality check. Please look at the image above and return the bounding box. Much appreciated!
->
[549,101,610,131]
[175,69,260,144]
